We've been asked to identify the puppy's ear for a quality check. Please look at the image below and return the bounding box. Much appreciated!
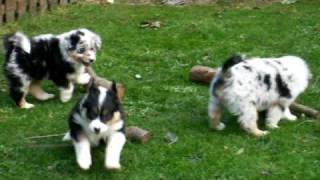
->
[68,34,80,50]
[111,80,118,94]
[93,34,102,50]
[87,77,98,91]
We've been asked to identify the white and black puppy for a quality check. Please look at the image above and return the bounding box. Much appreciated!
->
[208,55,311,137]
[2,28,101,109]
[63,79,126,170]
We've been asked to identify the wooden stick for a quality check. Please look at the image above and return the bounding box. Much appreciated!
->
[189,65,320,119]
[25,133,66,140]
[26,143,72,149]
[85,66,125,101]
[126,126,152,144]
[290,102,320,119]
[25,126,152,144]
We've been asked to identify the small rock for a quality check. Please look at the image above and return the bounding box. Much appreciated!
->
[135,74,142,79]
[261,170,272,176]
[140,20,161,28]
[164,132,178,144]
[235,147,244,155]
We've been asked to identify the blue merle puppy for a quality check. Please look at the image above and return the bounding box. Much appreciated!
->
[208,55,311,137]
[63,79,126,170]
[3,29,101,109]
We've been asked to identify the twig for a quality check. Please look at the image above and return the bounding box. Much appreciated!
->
[25,133,66,140]
[26,143,72,149]
[85,66,125,101]
[290,102,320,119]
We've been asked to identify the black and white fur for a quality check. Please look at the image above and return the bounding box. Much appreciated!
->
[63,79,126,170]
[3,29,101,109]
[208,55,311,137]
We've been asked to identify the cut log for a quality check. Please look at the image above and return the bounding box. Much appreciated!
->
[189,65,216,84]
[126,126,151,144]
[189,65,320,119]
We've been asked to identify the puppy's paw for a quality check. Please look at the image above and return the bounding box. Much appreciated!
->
[60,90,72,103]
[37,93,55,101]
[286,114,297,121]
[215,122,225,131]
[20,102,34,109]
[254,130,269,137]
[106,163,121,171]
[266,124,279,129]
[77,158,92,170]
[60,94,72,103]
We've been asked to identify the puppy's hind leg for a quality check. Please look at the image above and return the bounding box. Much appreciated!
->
[73,137,92,170]
[30,80,55,101]
[9,82,34,109]
[266,105,284,129]
[105,132,126,170]
[238,106,268,137]
[208,96,225,131]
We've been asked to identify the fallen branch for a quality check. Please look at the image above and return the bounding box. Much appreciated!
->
[25,126,152,144]
[26,143,72,149]
[290,103,320,119]
[25,133,66,140]
[86,66,125,101]
[189,65,320,119]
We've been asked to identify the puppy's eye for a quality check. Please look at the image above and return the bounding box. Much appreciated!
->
[101,109,109,116]
[91,107,99,115]
[77,47,86,54]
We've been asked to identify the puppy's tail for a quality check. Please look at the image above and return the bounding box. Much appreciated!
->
[3,32,31,55]
[210,55,243,97]
[221,54,243,73]
[62,131,72,141]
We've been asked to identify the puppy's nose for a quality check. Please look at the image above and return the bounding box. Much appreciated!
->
[89,59,95,63]
[94,127,100,133]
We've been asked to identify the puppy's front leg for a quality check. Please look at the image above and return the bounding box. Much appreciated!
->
[59,83,74,103]
[105,132,126,170]
[73,138,92,170]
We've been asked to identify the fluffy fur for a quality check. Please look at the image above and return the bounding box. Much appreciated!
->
[63,80,126,170]
[2,28,102,108]
[208,55,311,137]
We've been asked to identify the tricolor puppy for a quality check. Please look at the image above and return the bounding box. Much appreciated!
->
[2,28,101,109]
[208,55,311,137]
[63,79,126,170]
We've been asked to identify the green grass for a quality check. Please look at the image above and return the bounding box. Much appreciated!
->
[1,1,320,179]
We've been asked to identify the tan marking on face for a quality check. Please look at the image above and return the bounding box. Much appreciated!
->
[271,101,280,107]
[106,111,121,126]
[69,51,89,65]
